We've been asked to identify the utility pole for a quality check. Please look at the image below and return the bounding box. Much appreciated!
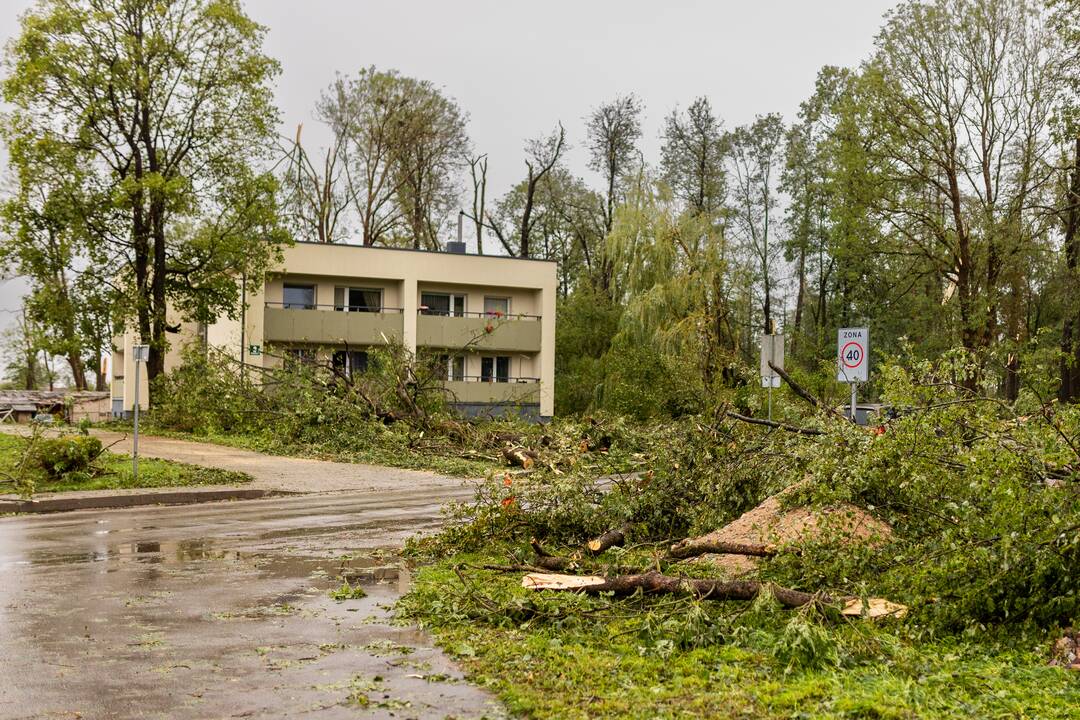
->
[131,344,149,482]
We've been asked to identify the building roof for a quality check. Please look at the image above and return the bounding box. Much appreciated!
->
[0,390,110,410]
[291,240,558,264]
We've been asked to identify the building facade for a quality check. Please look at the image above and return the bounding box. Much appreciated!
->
[112,242,557,419]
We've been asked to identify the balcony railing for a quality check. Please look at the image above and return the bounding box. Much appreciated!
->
[445,375,540,384]
[418,309,541,320]
[263,303,404,344]
[265,302,404,313]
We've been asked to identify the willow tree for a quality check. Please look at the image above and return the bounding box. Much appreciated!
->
[607,180,740,391]
[3,0,287,385]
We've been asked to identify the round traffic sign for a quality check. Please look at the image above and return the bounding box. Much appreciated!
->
[841,341,864,369]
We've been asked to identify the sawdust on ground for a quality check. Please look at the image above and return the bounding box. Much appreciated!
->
[686,485,893,576]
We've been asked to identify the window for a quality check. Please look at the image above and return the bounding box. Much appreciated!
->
[439,354,465,382]
[484,296,510,318]
[332,350,369,377]
[481,356,510,383]
[421,292,466,316]
[283,283,316,309]
[334,287,382,313]
[284,347,316,369]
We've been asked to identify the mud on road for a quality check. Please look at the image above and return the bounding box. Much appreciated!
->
[0,487,503,720]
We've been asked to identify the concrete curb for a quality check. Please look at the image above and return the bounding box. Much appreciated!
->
[0,488,284,514]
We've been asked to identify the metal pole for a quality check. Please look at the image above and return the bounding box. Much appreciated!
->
[850,381,857,424]
[768,385,773,422]
[133,358,140,482]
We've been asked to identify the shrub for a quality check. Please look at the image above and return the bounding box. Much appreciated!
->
[30,435,103,481]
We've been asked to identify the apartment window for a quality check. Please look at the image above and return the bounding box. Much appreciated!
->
[283,283,316,309]
[284,347,316,369]
[334,287,382,313]
[438,354,465,382]
[484,296,510,318]
[332,350,369,377]
[420,292,466,316]
[481,356,510,383]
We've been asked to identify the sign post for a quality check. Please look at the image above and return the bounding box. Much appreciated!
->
[132,344,149,481]
[836,328,868,423]
[759,333,784,421]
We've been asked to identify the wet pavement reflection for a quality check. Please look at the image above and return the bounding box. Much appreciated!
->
[0,486,503,719]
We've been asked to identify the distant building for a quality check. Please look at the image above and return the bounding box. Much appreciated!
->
[0,390,112,424]
[112,242,557,419]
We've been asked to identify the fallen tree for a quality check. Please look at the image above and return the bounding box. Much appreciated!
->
[523,570,819,608]
[522,571,908,618]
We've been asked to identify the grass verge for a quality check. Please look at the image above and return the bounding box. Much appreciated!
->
[99,421,491,477]
[0,431,251,494]
[397,555,1080,720]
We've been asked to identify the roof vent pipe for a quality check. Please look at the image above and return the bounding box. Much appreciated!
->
[446,210,466,253]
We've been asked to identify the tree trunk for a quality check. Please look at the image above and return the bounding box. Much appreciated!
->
[66,353,87,391]
[523,570,821,608]
[1060,137,1080,403]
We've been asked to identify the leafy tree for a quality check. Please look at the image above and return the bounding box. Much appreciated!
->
[3,0,288,385]
[587,94,644,291]
[660,97,726,216]
[1050,0,1080,400]
[725,114,786,335]
[861,0,1064,371]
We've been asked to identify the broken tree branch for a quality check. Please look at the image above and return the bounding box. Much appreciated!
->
[768,361,842,419]
[529,538,573,572]
[668,538,779,560]
[587,522,632,554]
[725,411,824,436]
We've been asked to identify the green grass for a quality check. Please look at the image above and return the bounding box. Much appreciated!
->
[99,420,492,477]
[0,431,251,494]
[397,556,1080,720]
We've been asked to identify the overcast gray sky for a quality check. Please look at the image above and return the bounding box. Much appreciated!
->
[0,0,899,331]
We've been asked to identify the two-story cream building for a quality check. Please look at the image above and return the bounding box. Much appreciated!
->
[112,241,557,419]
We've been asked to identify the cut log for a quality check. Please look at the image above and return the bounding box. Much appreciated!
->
[502,445,537,469]
[840,597,908,619]
[587,523,632,554]
[522,570,819,608]
[529,538,572,572]
[669,538,778,560]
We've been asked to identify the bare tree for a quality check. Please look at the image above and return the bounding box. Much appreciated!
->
[487,124,568,258]
[467,154,489,254]
[277,123,350,243]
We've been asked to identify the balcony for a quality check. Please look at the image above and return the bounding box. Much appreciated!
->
[417,311,541,352]
[443,376,540,405]
[264,303,404,345]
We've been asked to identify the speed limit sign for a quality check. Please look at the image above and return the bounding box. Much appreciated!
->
[837,327,869,382]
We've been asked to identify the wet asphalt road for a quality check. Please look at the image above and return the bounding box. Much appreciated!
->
[0,487,504,720]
